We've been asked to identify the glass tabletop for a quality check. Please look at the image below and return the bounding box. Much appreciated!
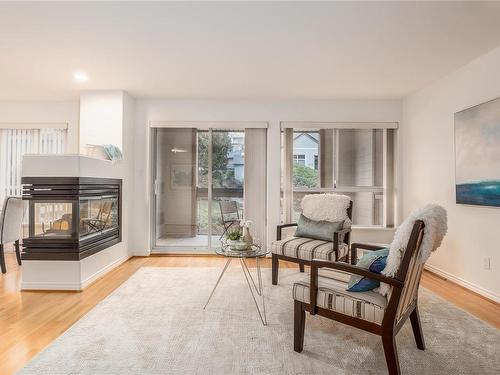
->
[215,244,269,258]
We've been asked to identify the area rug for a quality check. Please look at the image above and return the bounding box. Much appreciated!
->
[20,267,500,375]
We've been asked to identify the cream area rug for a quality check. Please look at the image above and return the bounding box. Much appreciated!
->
[20,268,500,375]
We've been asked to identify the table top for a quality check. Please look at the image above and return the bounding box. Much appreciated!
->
[215,244,269,258]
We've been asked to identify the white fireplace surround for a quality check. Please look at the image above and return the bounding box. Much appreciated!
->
[20,154,130,290]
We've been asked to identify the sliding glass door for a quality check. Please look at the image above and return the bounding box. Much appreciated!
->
[152,127,247,252]
[153,128,203,250]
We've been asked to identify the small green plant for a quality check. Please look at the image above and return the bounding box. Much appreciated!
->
[226,228,242,241]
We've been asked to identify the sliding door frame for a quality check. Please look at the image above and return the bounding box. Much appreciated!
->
[150,127,210,253]
[149,122,268,253]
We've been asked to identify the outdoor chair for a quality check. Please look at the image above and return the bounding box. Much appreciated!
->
[218,200,240,239]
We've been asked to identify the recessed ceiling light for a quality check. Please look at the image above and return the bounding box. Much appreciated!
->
[73,72,88,82]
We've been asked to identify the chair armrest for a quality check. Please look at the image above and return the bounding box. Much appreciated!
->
[332,228,352,259]
[309,259,403,314]
[350,242,387,265]
[333,228,351,242]
[333,228,351,236]
[351,243,386,252]
[276,223,297,240]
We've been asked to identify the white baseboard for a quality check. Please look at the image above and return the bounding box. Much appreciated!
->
[21,281,82,291]
[425,264,500,304]
[130,250,151,256]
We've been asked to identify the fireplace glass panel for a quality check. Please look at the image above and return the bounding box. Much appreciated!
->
[33,201,74,238]
[79,196,119,239]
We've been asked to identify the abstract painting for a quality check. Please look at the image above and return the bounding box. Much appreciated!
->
[455,97,500,207]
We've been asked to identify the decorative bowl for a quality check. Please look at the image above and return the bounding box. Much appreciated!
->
[227,240,248,251]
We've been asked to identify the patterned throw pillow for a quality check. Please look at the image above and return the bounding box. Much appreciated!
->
[294,214,344,242]
[347,248,389,292]
[103,144,123,162]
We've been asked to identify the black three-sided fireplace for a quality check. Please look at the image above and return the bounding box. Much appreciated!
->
[21,177,122,261]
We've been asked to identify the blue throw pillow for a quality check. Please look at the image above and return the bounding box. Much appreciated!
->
[347,248,389,292]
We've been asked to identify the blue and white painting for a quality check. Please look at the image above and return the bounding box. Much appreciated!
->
[455,97,500,207]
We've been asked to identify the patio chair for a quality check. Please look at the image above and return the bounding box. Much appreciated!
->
[0,197,24,273]
[218,200,240,239]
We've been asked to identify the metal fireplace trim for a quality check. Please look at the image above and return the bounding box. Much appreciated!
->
[21,177,122,261]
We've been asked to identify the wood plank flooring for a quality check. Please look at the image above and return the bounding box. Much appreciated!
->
[1,252,498,375]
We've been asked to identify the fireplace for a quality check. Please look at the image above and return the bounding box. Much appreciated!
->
[21,177,122,260]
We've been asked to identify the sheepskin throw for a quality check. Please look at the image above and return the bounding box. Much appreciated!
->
[378,204,447,296]
[301,193,351,224]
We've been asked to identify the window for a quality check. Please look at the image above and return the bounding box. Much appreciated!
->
[293,154,306,165]
[281,125,396,227]
[0,128,67,203]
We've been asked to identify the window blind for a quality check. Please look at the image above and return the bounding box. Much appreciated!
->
[0,128,67,202]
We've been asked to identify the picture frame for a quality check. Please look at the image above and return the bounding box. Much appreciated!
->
[454,97,500,207]
[170,164,194,190]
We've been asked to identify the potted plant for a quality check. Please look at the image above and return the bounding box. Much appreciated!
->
[225,228,247,250]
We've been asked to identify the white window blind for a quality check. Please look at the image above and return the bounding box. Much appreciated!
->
[0,128,67,202]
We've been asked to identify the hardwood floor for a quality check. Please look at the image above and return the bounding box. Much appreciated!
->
[1,252,498,375]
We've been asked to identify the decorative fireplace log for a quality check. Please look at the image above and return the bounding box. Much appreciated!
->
[21,177,122,261]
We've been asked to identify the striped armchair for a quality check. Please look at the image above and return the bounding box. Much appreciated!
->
[293,220,427,375]
[271,194,353,285]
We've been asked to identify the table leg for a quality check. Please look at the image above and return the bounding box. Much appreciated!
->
[256,257,267,325]
[240,258,267,326]
[203,258,232,310]
[241,258,260,296]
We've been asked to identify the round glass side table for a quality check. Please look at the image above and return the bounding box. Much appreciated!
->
[203,244,270,326]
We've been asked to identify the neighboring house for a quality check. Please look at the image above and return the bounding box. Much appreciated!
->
[227,132,245,184]
[293,132,319,170]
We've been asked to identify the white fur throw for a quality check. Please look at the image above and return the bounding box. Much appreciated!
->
[378,204,447,296]
[301,193,351,224]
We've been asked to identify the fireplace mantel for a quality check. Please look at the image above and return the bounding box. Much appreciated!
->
[21,154,123,178]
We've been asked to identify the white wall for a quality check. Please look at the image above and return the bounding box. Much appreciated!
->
[0,101,79,152]
[79,91,124,153]
[122,92,136,256]
[132,99,402,255]
[401,46,500,302]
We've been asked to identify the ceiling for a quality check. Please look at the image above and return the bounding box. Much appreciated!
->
[1,1,500,100]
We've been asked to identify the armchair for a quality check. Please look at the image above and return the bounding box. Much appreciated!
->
[293,220,426,375]
[271,196,353,285]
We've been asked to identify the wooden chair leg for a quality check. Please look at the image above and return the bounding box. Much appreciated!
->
[0,244,6,274]
[410,306,425,350]
[299,263,305,272]
[382,333,400,375]
[272,253,279,285]
[294,300,306,352]
[15,240,22,266]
